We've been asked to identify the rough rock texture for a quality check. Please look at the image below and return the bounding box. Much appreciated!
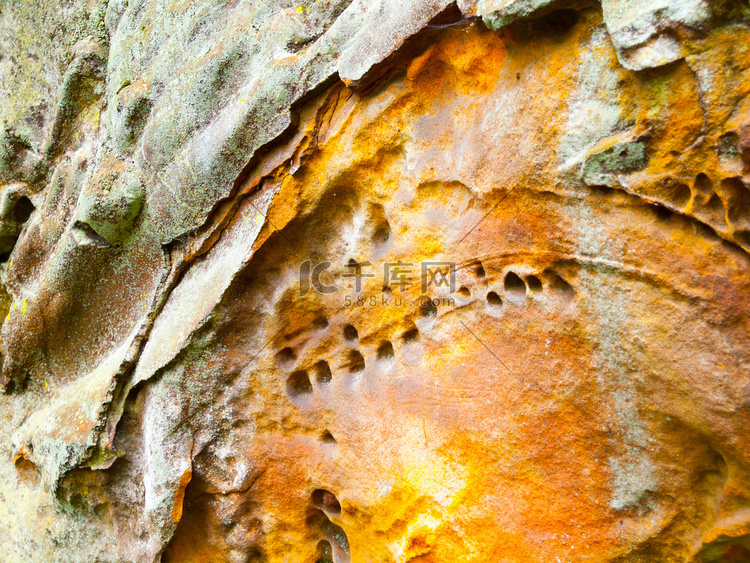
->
[1,0,750,561]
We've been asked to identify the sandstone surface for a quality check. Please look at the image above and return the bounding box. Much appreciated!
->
[1,1,750,561]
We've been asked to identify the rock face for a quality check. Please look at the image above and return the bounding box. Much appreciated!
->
[1,1,750,561]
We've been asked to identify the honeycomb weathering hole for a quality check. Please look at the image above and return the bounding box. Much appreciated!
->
[287,370,312,397]
[420,298,437,317]
[317,539,333,560]
[276,347,297,369]
[343,324,359,342]
[672,183,692,209]
[504,272,526,302]
[315,360,332,384]
[377,340,395,360]
[312,489,341,515]
[458,286,471,298]
[487,291,502,306]
[694,172,712,192]
[313,316,329,330]
[527,275,543,293]
[546,271,574,296]
[372,221,391,246]
[13,196,34,223]
[369,203,391,248]
[402,327,420,343]
[722,177,750,225]
[321,430,336,444]
[347,350,365,372]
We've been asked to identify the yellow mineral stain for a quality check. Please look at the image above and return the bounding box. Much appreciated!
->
[171,467,193,523]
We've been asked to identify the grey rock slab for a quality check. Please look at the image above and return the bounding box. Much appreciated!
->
[103,0,455,244]
[478,0,558,29]
[478,0,711,70]
[601,0,711,70]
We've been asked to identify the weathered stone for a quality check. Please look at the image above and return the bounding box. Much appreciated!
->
[479,0,720,70]
[1,1,750,562]
[600,0,711,70]
[480,0,560,29]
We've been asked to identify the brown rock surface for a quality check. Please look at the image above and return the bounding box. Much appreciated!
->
[1,1,749,562]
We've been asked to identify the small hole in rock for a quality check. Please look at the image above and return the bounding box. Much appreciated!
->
[672,183,692,209]
[721,177,750,225]
[476,264,486,278]
[504,272,526,298]
[369,203,391,247]
[313,316,329,330]
[547,271,574,295]
[14,454,39,487]
[420,298,437,318]
[316,539,333,563]
[373,223,390,245]
[694,173,713,193]
[12,197,34,223]
[287,370,312,397]
[487,291,502,306]
[527,276,543,293]
[276,347,297,369]
[402,328,420,343]
[321,430,336,444]
[383,286,393,296]
[347,350,365,372]
[458,286,471,298]
[707,193,725,212]
[312,489,341,515]
[377,341,394,360]
[343,324,359,342]
[315,360,332,384]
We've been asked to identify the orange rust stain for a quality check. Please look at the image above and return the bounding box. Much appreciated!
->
[13,445,31,465]
[171,467,193,523]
